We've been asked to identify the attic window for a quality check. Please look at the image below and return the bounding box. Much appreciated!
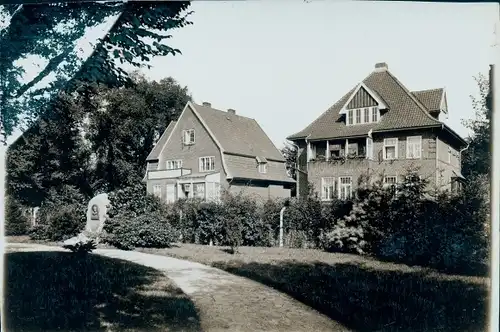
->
[183,129,195,145]
[256,156,268,174]
[346,106,380,126]
[258,163,268,174]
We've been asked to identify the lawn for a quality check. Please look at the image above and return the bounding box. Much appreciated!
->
[139,244,489,332]
[5,250,202,332]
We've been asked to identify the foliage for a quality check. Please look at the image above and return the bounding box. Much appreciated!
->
[106,183,166,220]
[5,196,29,236]
[6,94,92,207]
[103,212,177,250]
[62,233,97,254]
[462,73,491,178]
[1,2,192,141]
[87,74,192,192]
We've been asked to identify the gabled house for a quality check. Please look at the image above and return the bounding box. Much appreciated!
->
[144,101,294,203]
[287,62,467,200]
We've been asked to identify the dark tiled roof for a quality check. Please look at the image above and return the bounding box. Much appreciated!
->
[412,88,444,112]
[287,68,445,141]
[192,103,285,162]
[146,121,176,161]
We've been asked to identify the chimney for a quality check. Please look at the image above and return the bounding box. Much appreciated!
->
[202,101,211,107]
[227,108,236,115]
[375,62,388,72]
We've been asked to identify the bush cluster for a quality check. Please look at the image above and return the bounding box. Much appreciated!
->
[28,185,87,241]
[319,169,489,275]
[5,196,30,236]
[102,212,178,250]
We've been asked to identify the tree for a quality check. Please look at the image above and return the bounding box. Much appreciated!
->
[86,73,192,192]
[281,141,298,180]
[1,2,192,143]
[6,93,92,207]
[462,73,491,178]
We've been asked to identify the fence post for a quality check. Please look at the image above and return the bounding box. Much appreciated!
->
[279,206,286,247]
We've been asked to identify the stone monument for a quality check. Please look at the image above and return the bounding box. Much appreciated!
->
[85,193,111,235]
[63,193,111,251]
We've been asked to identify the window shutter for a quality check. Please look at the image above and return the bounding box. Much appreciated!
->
[199,158,203,172]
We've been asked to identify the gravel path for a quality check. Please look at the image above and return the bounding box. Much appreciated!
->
[5,242,349,332]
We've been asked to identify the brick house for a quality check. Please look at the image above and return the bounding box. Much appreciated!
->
[287,62,467,201]
[144,101,294,203]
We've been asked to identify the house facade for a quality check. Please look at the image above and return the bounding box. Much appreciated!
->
[144,101,294,203]
[287,62,467,201]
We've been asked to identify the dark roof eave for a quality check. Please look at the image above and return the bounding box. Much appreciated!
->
[442,124,467,147]
[231,176,296,184]
[224,151,285,162]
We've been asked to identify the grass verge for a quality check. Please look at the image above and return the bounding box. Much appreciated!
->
[139,244,488,332]
[5,250,202,332]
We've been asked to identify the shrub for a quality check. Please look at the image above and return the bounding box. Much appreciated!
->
[46,204,86,241]
[107,183,166,219]
[28,224,50,241]
[193,201,225,245]
[103,212,177,250]
[30,185,87,241]
[5,197,30,236]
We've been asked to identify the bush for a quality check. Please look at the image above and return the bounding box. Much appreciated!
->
[103,212,177,250]
[107,183,166,219]
[28,224,50,241]
[46,204,86,241]
[30,185,87,241]
[5,197,30,236]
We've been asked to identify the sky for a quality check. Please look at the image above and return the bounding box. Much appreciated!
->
[137,1,498,149]
[4,1,499,148]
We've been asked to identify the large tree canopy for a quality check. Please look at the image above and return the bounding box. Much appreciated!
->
[0,1,192,142]
[6,74,192,206]
[87,73,192,192]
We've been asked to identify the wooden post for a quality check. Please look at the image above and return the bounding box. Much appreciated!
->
[326,140,330,161]
[279,207,286,247]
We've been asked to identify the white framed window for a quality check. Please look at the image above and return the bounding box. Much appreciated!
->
[338,177,352,200]
[406,136,422,159]
[384,176,398,193]
[199,156,215,172]
[166,159,183,170]
[366,137,373,159]
[356,109,361,124]
[321,177,336,201]
[193,183,205,199]
[258,162,267,174]
[383,138,398,160]
[347,110,354,125]
[364,108,370,123]
[182,129,195,145]
[153,185,162,199]
[371,107,379,122]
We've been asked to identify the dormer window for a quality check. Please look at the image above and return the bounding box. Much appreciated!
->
[346,106,380,126]
[364,108,370,123]
[256,156,268,174]
[371,107,379,122]
[347,110,354,125]
[356,109,361,123]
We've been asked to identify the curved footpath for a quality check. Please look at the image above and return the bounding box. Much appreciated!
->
[5,242,350,332]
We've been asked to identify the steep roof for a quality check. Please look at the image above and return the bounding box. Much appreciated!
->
[191,102,285,162]
[146,121,176,161]
[412,88,445,112]
[287,64,461,143]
